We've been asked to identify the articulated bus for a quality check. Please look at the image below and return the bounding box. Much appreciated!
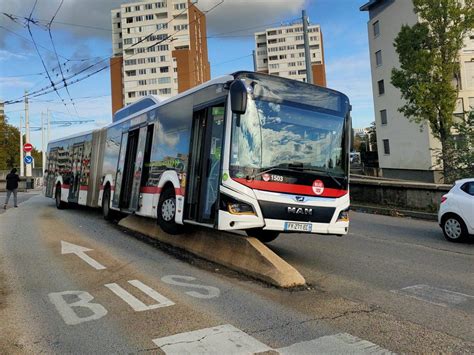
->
[44,71,351,243]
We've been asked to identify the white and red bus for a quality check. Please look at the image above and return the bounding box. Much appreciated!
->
[45,71,351,243]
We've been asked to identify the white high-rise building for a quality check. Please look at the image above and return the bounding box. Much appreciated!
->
[111,0,210,114]
[360,0,474,183]
[254,22,326,86]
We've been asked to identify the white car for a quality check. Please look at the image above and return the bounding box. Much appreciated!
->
[438,178,474,242]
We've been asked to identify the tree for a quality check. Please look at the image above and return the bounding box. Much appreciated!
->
[391,0,474,181]
[434,110,474,182]
[0,119,42,170]
[367,121,377,152]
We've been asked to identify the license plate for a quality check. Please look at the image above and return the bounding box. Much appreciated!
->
[284,222,312,232]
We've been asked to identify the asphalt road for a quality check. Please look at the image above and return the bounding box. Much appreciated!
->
[0,194,473,353]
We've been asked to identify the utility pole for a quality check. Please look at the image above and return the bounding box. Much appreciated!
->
[19,114,24,177]
[41,111,45,172]
[302,10,313,84]
[252,50,257,72]
[47,108,51,143]
[25,90,32,177]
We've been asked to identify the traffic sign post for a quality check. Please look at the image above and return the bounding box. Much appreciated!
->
[23,143,33,152]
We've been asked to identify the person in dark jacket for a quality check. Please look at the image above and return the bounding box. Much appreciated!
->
[4,168,20,209]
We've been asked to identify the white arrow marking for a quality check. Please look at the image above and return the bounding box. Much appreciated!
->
[61,241,106,270]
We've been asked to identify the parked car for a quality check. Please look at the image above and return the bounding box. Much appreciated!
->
[438,178,474,242]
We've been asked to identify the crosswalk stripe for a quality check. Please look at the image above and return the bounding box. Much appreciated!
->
[276,333,391,354]
[152,324,391,354]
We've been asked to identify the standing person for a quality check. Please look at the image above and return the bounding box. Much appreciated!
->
[4,168,20,209]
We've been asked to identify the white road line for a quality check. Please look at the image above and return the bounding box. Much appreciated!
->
[277,333,391,354]
[152,324,390,355]
[105,280,175,312]
[61,241,106,270]
[152,324,272,354]
[393,284,474,307]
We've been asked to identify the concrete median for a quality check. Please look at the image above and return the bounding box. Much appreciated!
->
[118,215,306,288]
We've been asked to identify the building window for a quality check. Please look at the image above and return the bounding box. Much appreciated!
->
[150,68,157,74]
[126,17,133,23]
[159,88,171,95]
[375,50,382,66]
[137,58,145,64]
[378,80,385,95]
[138,80,147,86]
[380,109,387,125]
[145,4,153,10]
[158,77,171,84]
[373,21,380,37]
[125,6,131,13]
[128,92,135,98]
[174,3,186,10]
[135,5,141,11]
[149,89,158,95]
[126,70,136,76]
[124,38,133,45]
[145,14,153,20]
[160,66,169,73]
[138,69,146,75]
[383,139,390,154]
[156,2,166,8]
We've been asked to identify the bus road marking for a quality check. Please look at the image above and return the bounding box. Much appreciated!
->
[48,291,108,325]
[393,284,474,307]
[61,241,106,270]
[161,275,220,299]
[105,280,175,312]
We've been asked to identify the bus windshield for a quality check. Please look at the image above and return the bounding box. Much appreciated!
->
[230,97,347,178]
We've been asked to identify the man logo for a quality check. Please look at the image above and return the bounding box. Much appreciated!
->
[287,207,313,215]
[295,196,306,202]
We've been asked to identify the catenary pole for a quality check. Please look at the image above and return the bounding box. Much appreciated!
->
[19,114,24,177]
[25,91,32,177]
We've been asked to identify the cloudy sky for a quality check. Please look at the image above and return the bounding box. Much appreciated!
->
[0,0,374,150]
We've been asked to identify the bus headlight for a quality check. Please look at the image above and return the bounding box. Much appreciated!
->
[337,208,349,222]
[228,202,255,215]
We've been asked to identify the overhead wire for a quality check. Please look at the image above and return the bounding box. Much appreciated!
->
[24,0,68,111]
[46,0,79,114]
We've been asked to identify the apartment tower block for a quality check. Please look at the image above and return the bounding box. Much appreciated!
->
[111,0,210,114]
[361,0,474,182]
[254,23,326,86]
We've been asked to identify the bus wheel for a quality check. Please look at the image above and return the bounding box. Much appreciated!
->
[55,185,67,210]
[102,186,114,220]
[157,187,184,235]
[246,229,279,243]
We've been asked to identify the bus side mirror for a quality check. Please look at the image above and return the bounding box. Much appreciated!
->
[230,80,247,115]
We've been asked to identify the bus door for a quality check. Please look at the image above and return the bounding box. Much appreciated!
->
[128,124,153,212]
[118,128,139,209]
[186,103,225,224]
[69,143,84,202]
[46,148,58,197]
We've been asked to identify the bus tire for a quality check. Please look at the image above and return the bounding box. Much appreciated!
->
[157,186,184,235]
[55,184,67,210]
[102,186,115,220]
[246,229,279,243]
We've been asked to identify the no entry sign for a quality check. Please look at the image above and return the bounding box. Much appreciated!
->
[23,143,33,152]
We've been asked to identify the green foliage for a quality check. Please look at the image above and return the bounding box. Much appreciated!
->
[0,119,42,170]
[391,0,474,180]
[434,111,474,182]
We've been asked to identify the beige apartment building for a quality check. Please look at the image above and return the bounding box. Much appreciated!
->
[110,0,210,114]
[254,23,326,86]
[361,0,474,183]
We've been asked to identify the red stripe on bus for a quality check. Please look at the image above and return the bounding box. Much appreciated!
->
[232,178,348,198]
[61,184,70,189]
[140,186,162,194]
[79,186,88,191]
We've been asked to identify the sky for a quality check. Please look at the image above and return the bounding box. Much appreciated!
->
[0,0,374,151]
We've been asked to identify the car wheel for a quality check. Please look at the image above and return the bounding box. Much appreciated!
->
[157,186,185,235]
[55,185,67,210]
[246,228,280,243]
[442,215,468,242]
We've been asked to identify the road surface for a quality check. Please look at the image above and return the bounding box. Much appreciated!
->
[0,194,473,353]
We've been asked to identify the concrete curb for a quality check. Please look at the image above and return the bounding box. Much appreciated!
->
[351,204,438,221]
[118,215,306,288]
